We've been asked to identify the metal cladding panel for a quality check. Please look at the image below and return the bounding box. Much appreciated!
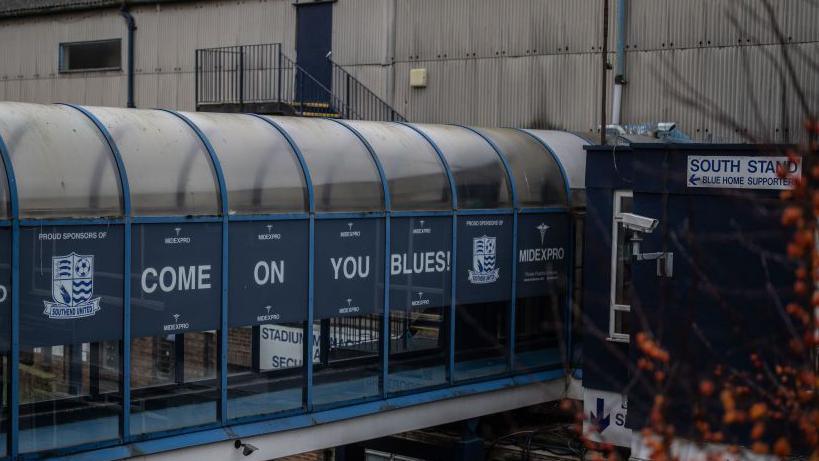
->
[411,124,512,210]
[523,130,589,192]
[474,127,568,208]
[86,106,221,216]
[314,218,385,319]
[264,116,385,213]
[229,220,309,326]
[455,214,513,304]
[182,112,308,214]
[0,102,123,218]
[393,0,613,63]
[332,0,391,65]
[342,120,451,211]
[516,213,570,299]
[625,0,819,52]
[131,222,222,337]
[390,216,452,311]
[623,42,819,144]
[20,225,124,347]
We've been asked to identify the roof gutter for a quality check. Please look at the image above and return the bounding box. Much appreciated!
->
[120,3,136,108]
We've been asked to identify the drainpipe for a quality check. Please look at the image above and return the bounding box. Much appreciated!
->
[611,0,626,126]
[120,4,136,108]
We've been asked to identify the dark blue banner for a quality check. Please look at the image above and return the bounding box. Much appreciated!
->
[0,228,8,351]
[390,217,451,312]
[229,220,309,326]
[455,215,513,304]
[131,222,221,338]
[20,225,123,347]
[516,213,570,298]
[314,218,384,319]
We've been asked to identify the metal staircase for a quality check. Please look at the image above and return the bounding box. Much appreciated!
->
[195,43,405,122]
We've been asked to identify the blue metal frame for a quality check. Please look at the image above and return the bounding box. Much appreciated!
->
[0,108,577,459]
[162,109,231,424]
[64,103,134,442]
[47,369,563,461]
[250,115,317,411]
[0,122,19,459]
[328,119,393,397]
[456,126,519,371]
[516,129,575,367]
[397,123,459,384]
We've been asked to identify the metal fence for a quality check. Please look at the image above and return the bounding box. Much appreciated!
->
[195,43,405,121]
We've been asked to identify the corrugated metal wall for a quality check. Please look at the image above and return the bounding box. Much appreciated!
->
[0,0,295,110]
[332,0,819,143]
[0,0,816,143]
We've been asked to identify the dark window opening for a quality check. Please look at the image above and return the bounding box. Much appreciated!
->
[59,39,122,72]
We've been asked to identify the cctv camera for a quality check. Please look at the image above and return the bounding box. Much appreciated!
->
[234,440,259,457]
[618,213,658,233]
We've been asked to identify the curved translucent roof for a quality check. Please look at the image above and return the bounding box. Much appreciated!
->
[181,112,308,215]
[86,107,220,217]
[474,128,568,208]
[262,116,384,213]
[523,130,588,192]
[0,102,122,219]
[342,121,451,211]
[410,124,512,209]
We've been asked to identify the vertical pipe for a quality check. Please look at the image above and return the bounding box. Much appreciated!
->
[600,0,610,145]
[612,0,627,126]
[119,6,137,108]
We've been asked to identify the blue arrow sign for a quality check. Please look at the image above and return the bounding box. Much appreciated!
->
[688,173,700,185]
[589,397,611,432]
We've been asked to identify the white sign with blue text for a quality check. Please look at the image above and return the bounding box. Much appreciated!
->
[686,155,801,190]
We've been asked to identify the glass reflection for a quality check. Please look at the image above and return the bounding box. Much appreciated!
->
[313,315,381,407]
[454,302,508,381]
[130,332,218,435]
[387,306,447,393]
[514,296,564,370]
[227,324,304,420]
[19,341,120,453]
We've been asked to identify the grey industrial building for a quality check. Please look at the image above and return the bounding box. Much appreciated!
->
[0,0,816,143]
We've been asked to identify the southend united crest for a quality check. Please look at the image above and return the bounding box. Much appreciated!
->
[468,235,499,284]
[43,252,101,319]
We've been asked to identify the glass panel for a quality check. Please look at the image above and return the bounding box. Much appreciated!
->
[181,113,308,215]
[342,121,451,211]
[312,315,382,407]
[312,218,384,406]
[20,341,120,453]
[475,128,568,208]
[262,117,384,212]
[614,309,631,336]
[387,216,451,393]
[85,106,220,216]
[410,124,511,210]
[227,324,304,420]
[60,40,121,72]
[514,296,563,370]
[0,102,122,218]
[130,331,218,435]
[453,301,508,381]
[522,130,589,194]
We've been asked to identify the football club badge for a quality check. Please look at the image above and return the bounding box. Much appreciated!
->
[43,252,102,319]
[468,235,500,284]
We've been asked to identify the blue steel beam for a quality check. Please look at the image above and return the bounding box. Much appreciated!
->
[162,109,231,424]
[63,103,134,440]
[250,115,317,411]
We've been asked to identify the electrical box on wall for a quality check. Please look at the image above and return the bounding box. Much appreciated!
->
[410,68,427,88]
